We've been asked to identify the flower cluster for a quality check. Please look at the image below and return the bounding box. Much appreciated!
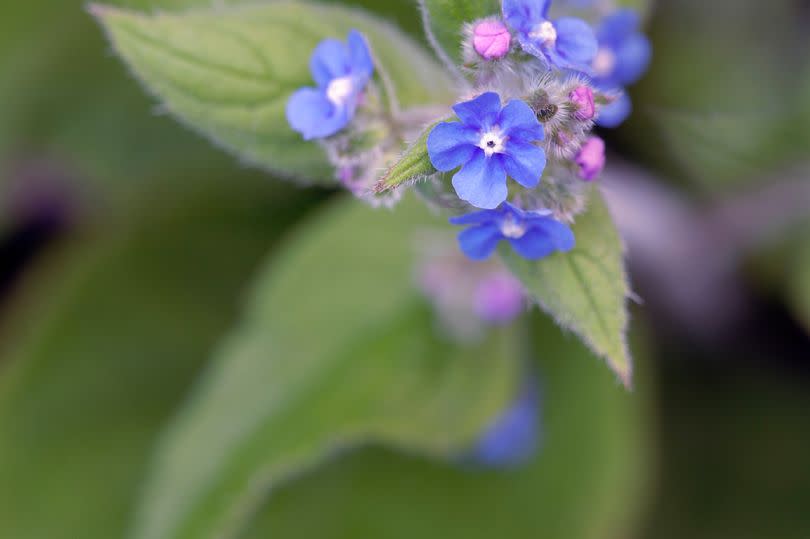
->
[286,0,651,262]
[284,2,650,462]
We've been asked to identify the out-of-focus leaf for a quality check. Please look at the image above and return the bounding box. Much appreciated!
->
[625,0,806,194]
[787,229,810,333]
[242,310,651,539]
[92,2,454,184]
[130,196,521,539]
[0,0,274,216]
[0,175,317,539]
[419,0,500,66]
[502,190,632,387]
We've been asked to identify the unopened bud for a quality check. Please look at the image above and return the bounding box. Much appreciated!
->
[472,19,512,60]
[575,136,605,181]
[569,85,595,120]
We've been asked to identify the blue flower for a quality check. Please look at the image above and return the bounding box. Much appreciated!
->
[427,92,546,209]
[286,30,374,140]
[503,0,598,71]
[466,378,541,468]
[596,92,632,128]
[449,202,575,261]
[592,9,651,127]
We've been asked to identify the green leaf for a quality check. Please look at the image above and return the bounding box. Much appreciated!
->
[419,0,500,66]
[130,196,522,539]
[242,311,652,539]
[0,176,316,539]
[0,0,237,204]
[501,190,633,387]
[375,122,438,192]
[91,1,454,184]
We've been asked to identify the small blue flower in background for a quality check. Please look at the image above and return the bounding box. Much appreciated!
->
[427,92,546,210]
[467,377,541,468]
[503,0,598,72]
[286,30,374,140]
[592,9,651,127]
[596,92,632,128]
[450,202,575,261]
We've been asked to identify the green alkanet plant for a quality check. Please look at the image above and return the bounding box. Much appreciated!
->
[89,0,652,537]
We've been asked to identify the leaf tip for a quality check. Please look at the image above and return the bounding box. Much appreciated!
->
[373,172,395,194]
[615,362,633,390]
[606,342,633,390]
[85,2,115,20]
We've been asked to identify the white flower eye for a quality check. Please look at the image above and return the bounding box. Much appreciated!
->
[592,47,617,77]
[478,128,506,156]
[499,215,527,239]
[530,21,557,46]
[326,76,355,107]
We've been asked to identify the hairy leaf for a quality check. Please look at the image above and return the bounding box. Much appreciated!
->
[501,190,633,387]
[92,2,453,184]
[131,196,521,539]
[375,122,438,192]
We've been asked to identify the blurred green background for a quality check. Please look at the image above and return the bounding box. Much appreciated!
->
[0,0,808,538]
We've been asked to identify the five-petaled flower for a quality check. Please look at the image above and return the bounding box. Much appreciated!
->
[286,30,374,140]
[427,92,546,210]
[592,9,652,127]
[450,202,575,261]
[503,0,598,72]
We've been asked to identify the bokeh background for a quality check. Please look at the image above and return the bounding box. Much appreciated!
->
[0,0,808,538]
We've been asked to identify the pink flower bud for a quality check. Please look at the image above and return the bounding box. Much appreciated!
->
[472,19,512,60]
[474,272,524,324]
[575,136,606,181]
[569,85,595,121]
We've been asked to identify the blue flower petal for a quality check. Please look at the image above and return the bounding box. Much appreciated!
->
[309,39,351,88]
[452,152,508,209]
[501,201,540,219]
[516,36,551,66]
[347,29,374,79]
[503,142,546,188]
[596,92,632,128]
[452,92,502,130]
[614,33,652,86]
[508,229,558,259]
[457,223,503,260]
[286,87,348,140]
[469,379,540,468]
[498,100,545,141]
[529,218,576,251]
[449,209,504,225]
[427,122,479,171]
[597,8,640,46]
[554,17,598,68]
[503,0,548,33]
